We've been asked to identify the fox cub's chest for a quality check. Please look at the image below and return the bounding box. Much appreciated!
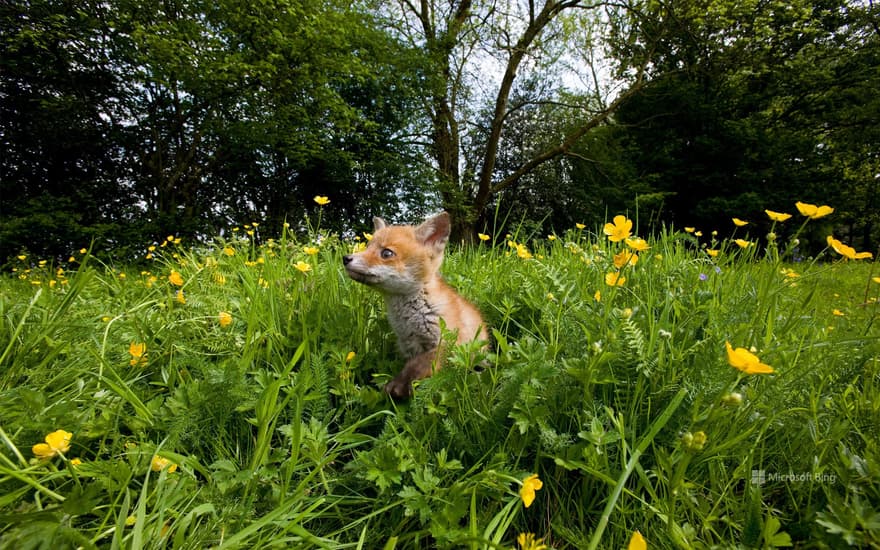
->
[385,292,441,358]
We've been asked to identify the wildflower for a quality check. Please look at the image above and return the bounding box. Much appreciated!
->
[795,201,834,219]
[873,277,880,284]
[125,515,137,526]
[594,290,601,302]
[725,341,774,374]
[706,249,719,258]
[628,530,647,550]
[833,309,845,316]
[734,239,752,249]
[223,246,235,256]
[175,290,186,304]
[685,227,695,233]
[516,244,533,260]
[219,311,233,327]
[168,271,184,286]
[699,273,708,281]
[32,430,72,459]
[603,215,633,242]
[294,261,311,273]
[732,218,748,227]
[625,237,650,251]
[692,431,707,450]
[605,272,626,286]
[547,234,557,241]
[303,246,319,256]
[345,351,356,363]
[363,232,373,241]
[826,236,873,260]
[477,233,490,241]
[765,210,792,222]
[313,195,330,206]
[129,342,147,367]
[150,455,178,473]
[70,458,82,466]
[517,532,548,550]
[575,223,586,230]
[613,250,639,268]
[519,474,543,508]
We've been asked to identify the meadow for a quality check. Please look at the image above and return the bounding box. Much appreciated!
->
[1,204,878,549]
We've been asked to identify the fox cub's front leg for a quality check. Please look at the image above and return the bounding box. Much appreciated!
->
[384,349,439,399]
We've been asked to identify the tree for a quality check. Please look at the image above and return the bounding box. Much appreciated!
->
[372,0,659,240]
[1,0,429,260]
[613,0,880,249]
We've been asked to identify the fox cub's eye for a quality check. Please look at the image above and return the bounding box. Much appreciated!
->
[380,248,395,259]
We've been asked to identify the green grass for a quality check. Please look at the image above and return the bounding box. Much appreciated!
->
[1,216,878,549]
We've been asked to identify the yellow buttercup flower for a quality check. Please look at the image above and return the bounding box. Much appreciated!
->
[706,249,719,257]
[129,342,147,367]
[765,210,792,222]
[516,532,548,550]
[575,223,586,230]
[613,250,639,268]
[734,239,752,249]
[175,290,186,304]
[605,272,626,286]
[294,261,312,273]
[150,455,178,473]
[313,195,330,206]
[732,218,748,227]
[303,246,319,256]
[594,290,601,302]
[519,474,543,508]
[168,271,184,286]
[345,351,356,363]
[625,237,650,251]
[796,201,834,219]
[826,236,873,260]
[832,309,845,316]
[628,530,647,550]
[684,227,695,233]
[873,277,880,284]
[477,233,490,241]
[725,341,774,374]
[218,311,233,327]
[32,430,73,459]
[603,215,633,242]
[516,244,533,260]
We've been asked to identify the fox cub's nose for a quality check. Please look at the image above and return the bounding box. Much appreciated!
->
[342,255,353,266]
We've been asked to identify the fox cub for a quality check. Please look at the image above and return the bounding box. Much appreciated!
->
[342,212,487,398]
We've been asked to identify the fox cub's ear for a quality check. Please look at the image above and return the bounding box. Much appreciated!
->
[415,212,451,250]
[373,217,388,232]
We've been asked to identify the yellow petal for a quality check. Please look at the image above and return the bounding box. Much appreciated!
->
[520,474,543,508]
[726,342,774,374]
[605,272,626,286]
[32,442,55,458]
[628,530,647,550]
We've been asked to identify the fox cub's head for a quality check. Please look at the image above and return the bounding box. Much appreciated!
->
[342,212,451,294]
